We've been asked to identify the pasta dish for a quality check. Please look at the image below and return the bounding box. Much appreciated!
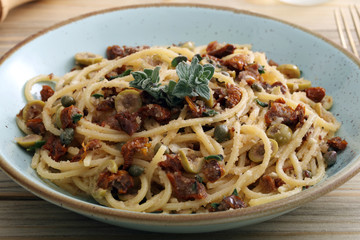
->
[15,41,347,213]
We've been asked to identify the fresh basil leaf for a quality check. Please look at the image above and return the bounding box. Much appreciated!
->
[172,79,193,98]
[193,54,202,62]
[176,61,189,80]
[171,55,188,67]
[195,84,210,100]
[144,69,153,78]
[203,64,215,79]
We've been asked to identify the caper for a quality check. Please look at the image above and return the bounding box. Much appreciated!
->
[221,71,230,77]
[22,100,45,122]
[251,82,263,92]
[248,139,278,163]
[214,125,230,143]
[60,128,74,145]
[75,52,103,66]
[321,95,333,110]
[178,148,204,174]
[15,134,43,148]
[171,55,188,67]
[61,95,76,107]
[114,89,142,113]
[277,64,301,79]
[154,142,170,154]
[286,78,311,91]
[324,150,337,167]
[179,41,195,51]
[266,123,293,145]
[128,165,145,177]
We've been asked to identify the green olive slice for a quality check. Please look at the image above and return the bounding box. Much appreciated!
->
[154,142,170,155]
[266,123,293,146]
[22,100,45,122]
[114,89,142,113]
[201,89,215,108]
[179,41,195,51]
[277,64,301,79]
[75,52,103,66]
[15,134,42,148]
[321,95,333,110]
[248,139,278,163]
[178,148,204,174]
[286,78,311,91]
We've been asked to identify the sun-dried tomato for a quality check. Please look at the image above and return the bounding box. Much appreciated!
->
[121,137,150,169]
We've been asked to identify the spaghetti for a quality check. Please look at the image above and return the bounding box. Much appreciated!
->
[15,41,347,213]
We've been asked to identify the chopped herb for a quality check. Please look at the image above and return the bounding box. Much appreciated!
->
[109,69,132,80]
[92,93,104,99]
[195,174,203,183]
[192,182,198,193]
[193,54,202,62]
[210,203,220,209]
[258,65,265,74]
[255,99,268,107]
[232,189,239,196]
[26,140,46,152]
[130,57,215,107]
[300,70,303,77]
[171,55,188,67]
[202,109,218,117]
[72,114,83,123]
[204,154,224,161]
[151,210,163,214]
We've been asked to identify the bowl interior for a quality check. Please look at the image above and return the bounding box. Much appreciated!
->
[0,4,360,232]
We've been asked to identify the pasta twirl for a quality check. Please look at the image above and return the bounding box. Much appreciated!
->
[15,41,347,213]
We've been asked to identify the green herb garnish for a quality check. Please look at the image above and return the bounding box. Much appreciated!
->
[109,69,132,80]
[195,174,203,183]
[193,54,202,62]
[202,109,218,117]
[258,65,265,74]
[130,57,215,107]
[232,189,239,196]
[72,114,83,123]
[210,203,220,209]
[255,99,268,107]
[204,154,224,161]
[26,140,46,152]
[92,93,104,99]
[171,55,188,67]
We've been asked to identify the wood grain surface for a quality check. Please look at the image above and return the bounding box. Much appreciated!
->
[0,0,359,239]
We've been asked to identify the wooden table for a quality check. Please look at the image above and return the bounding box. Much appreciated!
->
[1,0,359,239]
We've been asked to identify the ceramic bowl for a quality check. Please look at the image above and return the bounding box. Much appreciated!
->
[1,4,360,233]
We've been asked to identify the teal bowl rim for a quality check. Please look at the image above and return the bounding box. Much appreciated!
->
[1,3,360,227]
